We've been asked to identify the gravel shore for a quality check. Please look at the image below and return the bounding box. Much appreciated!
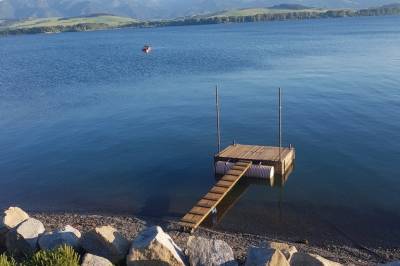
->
[27,212,400,265]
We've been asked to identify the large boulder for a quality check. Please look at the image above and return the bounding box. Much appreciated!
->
[38,225,81,251]
[263,241,297,262]
[186,236,237,266]
[81,253,113,266]
[81,225,129,264]
[291,253,342,266]
[6,218,45,257]
[126,226,186,266]
[0,207,29,230]
[0,207,29,248]
[245,246,289,266]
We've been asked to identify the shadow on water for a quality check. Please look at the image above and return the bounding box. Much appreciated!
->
[202,166,294,229]
[201,164,400,249]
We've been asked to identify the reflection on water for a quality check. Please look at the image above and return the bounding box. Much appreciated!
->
[204,165,294,228]
[206,164,400,248]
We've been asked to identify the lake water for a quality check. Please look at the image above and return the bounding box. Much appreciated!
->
[0,16,399,248]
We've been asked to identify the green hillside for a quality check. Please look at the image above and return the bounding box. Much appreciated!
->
[0,14,139,35]
[1,3,400,36]
[8,15,138,29]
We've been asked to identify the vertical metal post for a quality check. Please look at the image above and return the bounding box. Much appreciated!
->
[278,87,282,161]
[216,85,221,153]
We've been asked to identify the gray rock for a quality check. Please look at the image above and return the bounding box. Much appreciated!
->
[81,225,129,264]
[38,225,81,251]
[262,241,297,262]
[291,252,342,266]
[126,226,186,266]
[6,218,45,257]
[0,207,29,230]
[186,236,237,266]
[81,253,113,266]
[0,207,29,248]
[245,246,289,266]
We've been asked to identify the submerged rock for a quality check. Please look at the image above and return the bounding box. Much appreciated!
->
[81,225,129,264]
[81,253,113,266]
[245,246,289,266]
[291,252,342,266]
[38,225,81,250]
[6,217,45,257]
[186,236,237,266]
[126,225,186,266]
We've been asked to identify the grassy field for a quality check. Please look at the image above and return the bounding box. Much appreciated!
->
[208,7,326,18]
[6,15,138,29]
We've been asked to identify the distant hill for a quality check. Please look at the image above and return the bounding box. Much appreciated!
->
[0,14,138,35]
[2,3,400,36]
[204,6,324,18]
[1,0,400,20]
[188,3,400,22]
[270,4,313,10]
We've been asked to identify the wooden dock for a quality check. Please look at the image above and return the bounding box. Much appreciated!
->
[180,143,295,232]
[180,87,296,232]
[215,144,295,176]
[180,161,252,231]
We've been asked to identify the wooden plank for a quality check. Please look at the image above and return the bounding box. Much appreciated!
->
[241,145,260,159]
[216,180,233,188]
[216,144,294,164]
[226,145,248,158]
[251,146,267,160]
[231,166,246,171]
[181,213,203,224]
[235,146,251,158]
[235,161,251,167]
[189,206,210,216]
[203,192,222,201]
[197,199,216,208]
[217,145,236,157]
[227,169,243,176]
[221,175,238,182]
[210,186,226,194]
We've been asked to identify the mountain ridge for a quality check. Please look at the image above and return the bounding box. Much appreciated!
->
[2,3,400,36]
[1,0,400,20]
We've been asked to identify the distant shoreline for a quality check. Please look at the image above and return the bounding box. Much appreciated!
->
[1,4,400,37]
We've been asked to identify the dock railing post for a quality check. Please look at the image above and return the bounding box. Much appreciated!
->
[216,85,221,153]
[278,87,282,161]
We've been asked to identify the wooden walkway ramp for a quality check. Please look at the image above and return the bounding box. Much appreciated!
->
[180,161,252,231]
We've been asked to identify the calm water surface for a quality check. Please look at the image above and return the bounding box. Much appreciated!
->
[0,16,399,247]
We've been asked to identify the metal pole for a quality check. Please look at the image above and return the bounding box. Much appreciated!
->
[279,87,282,160]
[216,85,221,153]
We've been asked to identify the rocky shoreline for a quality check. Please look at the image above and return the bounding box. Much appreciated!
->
[1,207,399,265]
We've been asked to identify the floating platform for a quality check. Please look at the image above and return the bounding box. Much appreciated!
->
[180,143,296,232]
[215,144,295,176]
